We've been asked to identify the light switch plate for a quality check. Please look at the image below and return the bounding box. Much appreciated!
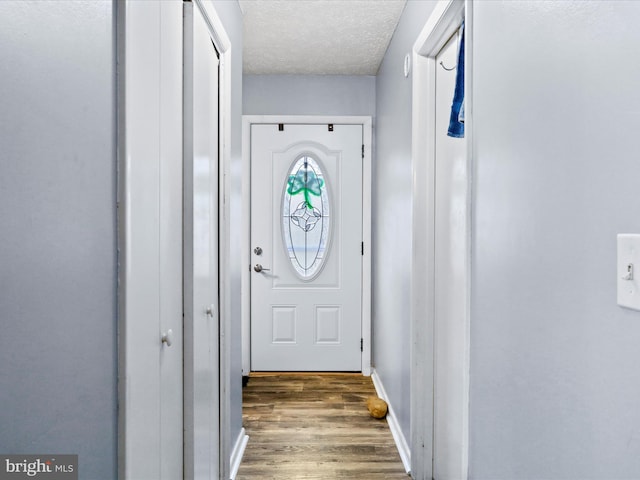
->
[617,234,640,311]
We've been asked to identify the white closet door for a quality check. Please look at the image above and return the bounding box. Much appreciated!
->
[183,2,220,478]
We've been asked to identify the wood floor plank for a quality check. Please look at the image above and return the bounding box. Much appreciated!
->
[236,373,409,479]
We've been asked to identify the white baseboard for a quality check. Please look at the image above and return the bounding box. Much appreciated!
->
[229,427,249,480]
[371,369,411,474]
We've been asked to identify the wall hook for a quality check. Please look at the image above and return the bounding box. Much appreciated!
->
[439,25,462,72]
[439,61,457,71]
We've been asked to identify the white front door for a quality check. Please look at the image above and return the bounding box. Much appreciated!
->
[183,2,220,477]
[250,123,363,371]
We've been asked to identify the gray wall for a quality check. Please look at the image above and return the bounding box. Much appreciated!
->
[470,1,640,478]
[373,0,437,442]
[243,74,376,116]
[0,1,117,478]
[213,0,245,447]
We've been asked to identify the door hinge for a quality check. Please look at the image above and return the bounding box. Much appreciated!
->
[361,144,364,159]
[361,242,364,256]
[360,338,363,352]
[328,124,334,132]
[278,123,284,131]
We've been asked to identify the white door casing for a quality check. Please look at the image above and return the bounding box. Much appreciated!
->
[242,116,372,375]
[251,124,362,371]
[433,28,469,480]
[411,1,470,479]
[183,2,220,478]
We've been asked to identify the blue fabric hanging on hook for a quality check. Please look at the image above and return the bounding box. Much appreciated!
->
[447,22,465,138]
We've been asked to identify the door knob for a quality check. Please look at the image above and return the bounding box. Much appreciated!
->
[254,264,270,273]
[161,329,173,347]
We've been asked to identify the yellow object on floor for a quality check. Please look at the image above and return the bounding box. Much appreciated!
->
[367,396,388,419]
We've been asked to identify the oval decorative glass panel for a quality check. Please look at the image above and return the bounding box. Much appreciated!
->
[282,155,331,280]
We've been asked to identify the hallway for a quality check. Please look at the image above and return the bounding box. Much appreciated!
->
[4,1,640,478]
[236,374,408,479]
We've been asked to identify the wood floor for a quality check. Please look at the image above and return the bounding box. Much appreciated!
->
[236,373,409,479]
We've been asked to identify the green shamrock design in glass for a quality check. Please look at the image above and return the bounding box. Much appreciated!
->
[287,165,324,210]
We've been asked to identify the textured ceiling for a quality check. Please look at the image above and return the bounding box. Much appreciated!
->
[240,0,407,75]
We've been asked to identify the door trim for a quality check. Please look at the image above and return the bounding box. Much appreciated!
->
[242,115,372,376]
[410,1,470,479]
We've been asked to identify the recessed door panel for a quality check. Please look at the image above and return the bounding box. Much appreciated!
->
[315,306,341,344]
[272,306,297,343]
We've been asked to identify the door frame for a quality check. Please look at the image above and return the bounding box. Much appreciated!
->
[242,115,372,376]
[117,0,233,478]
[410,1,471,479]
